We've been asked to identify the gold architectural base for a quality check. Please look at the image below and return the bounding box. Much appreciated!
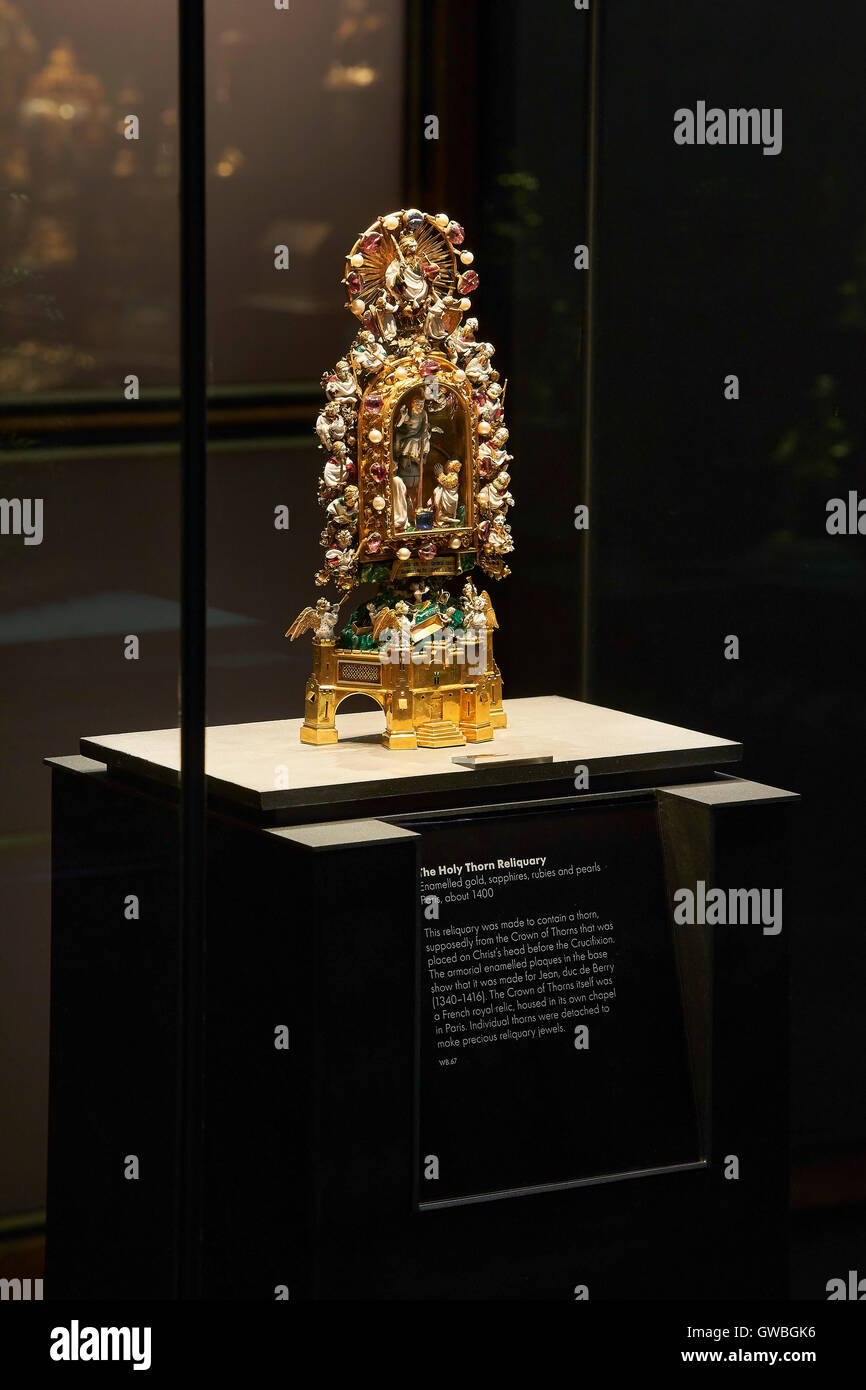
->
[416,719,466,748]
[300,638,505,749]
[299,725,339,746]
[463,722,494,743]
[381,730,418,749]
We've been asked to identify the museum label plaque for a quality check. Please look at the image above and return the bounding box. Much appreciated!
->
[408,798,703,1207]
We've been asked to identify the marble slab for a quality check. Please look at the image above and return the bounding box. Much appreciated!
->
[78,696,741,814]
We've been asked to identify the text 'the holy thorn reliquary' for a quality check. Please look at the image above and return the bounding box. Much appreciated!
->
[287,208,514,749]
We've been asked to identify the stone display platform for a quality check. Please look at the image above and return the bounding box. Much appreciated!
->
[78,695,741,813]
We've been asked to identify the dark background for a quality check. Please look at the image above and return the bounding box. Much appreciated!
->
[0,0,863,1298]
[587,1,866,1296]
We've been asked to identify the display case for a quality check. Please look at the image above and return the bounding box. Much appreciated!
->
[3,0,864,1319]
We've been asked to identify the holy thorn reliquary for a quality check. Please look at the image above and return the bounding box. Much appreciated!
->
[287,208,514,749]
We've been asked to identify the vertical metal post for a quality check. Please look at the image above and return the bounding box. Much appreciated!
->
[580,0,601,701]
[176,0,207,1300]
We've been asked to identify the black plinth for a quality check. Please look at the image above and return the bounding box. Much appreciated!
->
[45,697,797,1299]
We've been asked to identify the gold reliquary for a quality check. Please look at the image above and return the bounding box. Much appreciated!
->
[287,208,514,749]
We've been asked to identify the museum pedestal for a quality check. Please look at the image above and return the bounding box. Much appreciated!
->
[45,696,797,1300]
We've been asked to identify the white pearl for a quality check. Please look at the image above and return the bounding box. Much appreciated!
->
[397,547,411,560]
[372,495,386,511]
[436,212,450,228]
[454,369,465,380]
[351,298,365,314]
[368,427,383,444]
[383,214,399,230]
[350,253,363,268]
[460,297,471,311]
[460,251,474,265]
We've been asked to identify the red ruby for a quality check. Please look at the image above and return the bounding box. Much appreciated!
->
[346,271,361,294]
[421,359,439,376]
[458,270,479,294]
[421,259,439,281]
[364,393,384,413]
[360,231,383,254]
[419,542,437,561]
[369,462,387,483]
[472,389,488,407]
[447,222,465,246]
[361,312,376,332]
[366,533,382,554]
[478,458,491,478]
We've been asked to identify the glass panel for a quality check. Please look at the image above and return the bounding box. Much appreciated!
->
[0,1,180,1239]
[589,6,866,1281]
[204,0,406,726]
[205,0,406,390]
[204,0,590,728]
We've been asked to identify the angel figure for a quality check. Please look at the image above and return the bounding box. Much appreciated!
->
[465,595,490,635]
[357,600,387,635]
[286,596,344,643]
[480,589,499,629]
[460,578,495,617]
[372,599,412,658]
